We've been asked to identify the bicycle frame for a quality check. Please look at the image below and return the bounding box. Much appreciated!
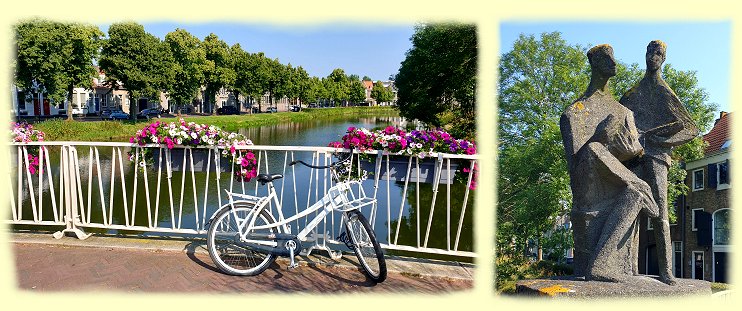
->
[217,179,375,253]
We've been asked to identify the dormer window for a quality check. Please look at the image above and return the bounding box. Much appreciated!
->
[720,140,731,150]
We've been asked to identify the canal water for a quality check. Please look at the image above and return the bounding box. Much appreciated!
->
[11,115,474,259]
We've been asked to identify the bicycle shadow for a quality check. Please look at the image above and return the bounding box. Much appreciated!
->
[183,241,222,273]
[306,263,379,287]
[183,241,376,286]
[183,241,283,275]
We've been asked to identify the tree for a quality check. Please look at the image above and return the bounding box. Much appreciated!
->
[326,68,349,106]
[370,81,394,105]
[14,20,103,120]
[394,23,477,138]
[348,79,366,105]
[362,75,372,81]
[99,22,175,120]
[202,33,235,114]
[294,66,312,106]
[497,32,717,260]
[164,28,207,116]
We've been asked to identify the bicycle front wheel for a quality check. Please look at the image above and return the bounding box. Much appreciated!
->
[345,209,387,283]
[207,202,277,276]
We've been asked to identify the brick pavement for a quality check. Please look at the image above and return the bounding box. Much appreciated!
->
[13,242,472,293]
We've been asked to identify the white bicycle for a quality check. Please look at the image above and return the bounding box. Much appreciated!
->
[205,154,387,283]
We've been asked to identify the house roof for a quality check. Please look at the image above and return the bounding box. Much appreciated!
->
[362,80,374,89]
[703,111,731,155]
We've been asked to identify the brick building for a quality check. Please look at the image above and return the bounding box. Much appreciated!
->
[638,111,731,283]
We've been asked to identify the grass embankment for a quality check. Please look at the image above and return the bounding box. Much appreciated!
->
[34,106,398,142]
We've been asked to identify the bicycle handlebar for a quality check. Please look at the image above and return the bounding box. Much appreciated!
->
[289,153,353,169]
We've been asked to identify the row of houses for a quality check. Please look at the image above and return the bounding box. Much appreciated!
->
[12,68,398,118]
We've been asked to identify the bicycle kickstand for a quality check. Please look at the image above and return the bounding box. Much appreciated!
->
[286,240,299,270]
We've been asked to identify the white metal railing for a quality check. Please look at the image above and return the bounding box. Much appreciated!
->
[8,141,477,258]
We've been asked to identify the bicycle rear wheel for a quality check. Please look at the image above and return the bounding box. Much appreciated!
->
[345,209,387,283]
[207,202,277,276]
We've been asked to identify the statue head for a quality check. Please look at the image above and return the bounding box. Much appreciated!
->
[587,44,617,78]
[646,40,667,72]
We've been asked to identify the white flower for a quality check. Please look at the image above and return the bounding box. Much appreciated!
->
[176,138,183,145]
[139,161,146,167]
[190,132,198,139]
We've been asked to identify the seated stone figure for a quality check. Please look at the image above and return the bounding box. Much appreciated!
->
[560,44,659,282]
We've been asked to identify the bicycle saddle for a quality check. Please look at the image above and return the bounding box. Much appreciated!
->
[257,173,283,185]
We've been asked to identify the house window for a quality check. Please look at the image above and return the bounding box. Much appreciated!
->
[693,251,704,280]
[691,208,703,231]
[692,169,704,191]
[647,217,653,230]
[713,209,730,246]
[673,241,682,278]
[717,161,729,187]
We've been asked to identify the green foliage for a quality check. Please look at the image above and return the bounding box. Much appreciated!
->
[711,282,732,292]
[164,28,208,113]
[202,33,236,112]
[496,256,573,293]
[14,19,104,116]
[370,81,394,105]
[497,32,717,260]
[395,23,476,138]
[348,79,366,104]
[326,68,350,104]
[99,22,175,112]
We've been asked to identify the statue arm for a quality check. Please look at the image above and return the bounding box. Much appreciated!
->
[646,87,700,147]
[560,113,577,170]
[579,142,659,218]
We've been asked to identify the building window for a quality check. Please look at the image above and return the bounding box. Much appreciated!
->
[647,217,653,230]
[672,241,682,278]
[692,208,703,231]
[717,161,730,188]
[693,251,704,280]
[692,169,704,191]
[713,209,730,246]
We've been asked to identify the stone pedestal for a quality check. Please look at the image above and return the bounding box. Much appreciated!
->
[514,276,711,299]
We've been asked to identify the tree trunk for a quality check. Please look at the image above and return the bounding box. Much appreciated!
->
[211,87,218,116]
[66,84,74,121]
[129,91,135,122]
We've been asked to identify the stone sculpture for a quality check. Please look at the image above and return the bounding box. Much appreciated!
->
[560,44,659,282]
[619,40,699,285]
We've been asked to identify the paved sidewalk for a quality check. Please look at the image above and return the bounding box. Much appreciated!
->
[10,232,474,293]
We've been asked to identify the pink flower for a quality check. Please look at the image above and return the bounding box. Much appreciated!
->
[165,137,175,149]
[230,145,236,154]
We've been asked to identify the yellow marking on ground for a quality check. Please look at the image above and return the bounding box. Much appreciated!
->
[575,102,584,111]
[539,284,572,296]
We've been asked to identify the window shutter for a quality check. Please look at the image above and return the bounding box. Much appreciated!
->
[696,211,712,246]
[708,163,717,189]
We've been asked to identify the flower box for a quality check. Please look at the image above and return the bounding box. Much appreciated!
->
[359,157,458,184]
[150,148,232,173]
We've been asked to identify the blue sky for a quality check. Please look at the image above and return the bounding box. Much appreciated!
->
[500,21,732,113]
[102,22,416,82]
